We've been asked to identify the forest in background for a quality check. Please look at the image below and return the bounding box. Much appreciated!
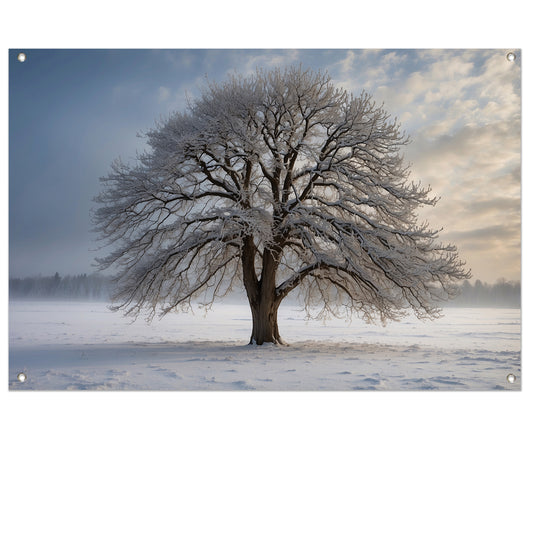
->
[8,273,521,309]
[9,273,111,301]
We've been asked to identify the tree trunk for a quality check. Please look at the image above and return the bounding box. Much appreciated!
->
[242,242,285,345]
[249,296,283,345]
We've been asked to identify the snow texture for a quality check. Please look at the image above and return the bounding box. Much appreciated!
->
[9,301,520,391]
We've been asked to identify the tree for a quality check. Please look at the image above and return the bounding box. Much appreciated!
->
[94,66,470,345]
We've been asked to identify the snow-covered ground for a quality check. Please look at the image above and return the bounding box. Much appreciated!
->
[8,300,521,390]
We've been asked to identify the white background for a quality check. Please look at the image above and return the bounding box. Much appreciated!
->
[2,2,531,531]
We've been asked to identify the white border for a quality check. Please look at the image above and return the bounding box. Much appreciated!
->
[2,2,531,532]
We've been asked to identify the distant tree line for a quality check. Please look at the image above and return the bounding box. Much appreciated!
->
[9,273,112,300]
[446,279,520,308]
[9,273,520,308]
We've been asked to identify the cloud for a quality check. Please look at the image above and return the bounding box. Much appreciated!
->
[112,82,143,102]
[358,50,522,282]
[347,50,521,136]
[157,86,171,103]
[406,117,520,276]
[445,224,519,246]
[408,120,520,186]
[153,49,197,70]
[331,49,408,99]
[224,49,302,78]
[442,221,520,282]
[339,50,357,74]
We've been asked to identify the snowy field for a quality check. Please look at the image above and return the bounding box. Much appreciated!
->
[8,300,520,391]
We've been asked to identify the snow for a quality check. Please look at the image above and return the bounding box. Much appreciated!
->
[9,300,520,390]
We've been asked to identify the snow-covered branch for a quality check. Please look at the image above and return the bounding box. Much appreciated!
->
[94,66,470,343]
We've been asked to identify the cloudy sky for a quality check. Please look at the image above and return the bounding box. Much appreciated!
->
[9,48,520,282]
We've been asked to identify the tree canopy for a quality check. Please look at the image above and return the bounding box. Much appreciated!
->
[94,66,470,344]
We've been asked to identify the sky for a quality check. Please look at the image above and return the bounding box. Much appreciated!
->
[9,48,521,283]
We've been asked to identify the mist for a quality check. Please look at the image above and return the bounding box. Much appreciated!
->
[8,273,520,309]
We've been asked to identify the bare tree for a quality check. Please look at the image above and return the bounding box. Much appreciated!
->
[94,66,470,345]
